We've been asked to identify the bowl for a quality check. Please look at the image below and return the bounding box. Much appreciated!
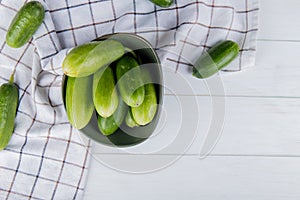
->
[62,33,163,147]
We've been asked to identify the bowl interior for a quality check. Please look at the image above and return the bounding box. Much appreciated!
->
[62,33,163,147]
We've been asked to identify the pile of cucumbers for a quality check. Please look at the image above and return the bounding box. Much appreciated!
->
[0,0,240,150]
[62,39,158,136]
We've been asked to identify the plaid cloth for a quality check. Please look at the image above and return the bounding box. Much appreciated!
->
[0,0,259,199]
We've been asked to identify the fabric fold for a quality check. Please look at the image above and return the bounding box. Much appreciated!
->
[0,1,90,200]
[0,0,259,199]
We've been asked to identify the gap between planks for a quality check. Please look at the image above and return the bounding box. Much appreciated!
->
[164,94,300,99]
[89,153,300,158]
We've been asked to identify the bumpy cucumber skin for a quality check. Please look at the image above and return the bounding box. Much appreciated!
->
[97,96,128,136]
[149,0,173,7]
[93,66,118,118]
[66,76,94,129]
[63,40,125,77]
[0,78,19,151]
[131,83,157,126]
[116,56,145,107]
[193,40,240,79]
[125,109,139,128]
[6,1,45,48]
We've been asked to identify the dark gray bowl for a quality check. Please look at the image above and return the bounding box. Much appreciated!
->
[62,33,163,147]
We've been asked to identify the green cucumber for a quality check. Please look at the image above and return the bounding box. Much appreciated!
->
[93,66,118,118]
[63,40,125,77]
[149,0,173,7]
[97,96,128,136]
[125,109,139,128]
[116,55,145,107]
[131,83,157,126]
[6,1,45,48]
[0,74,19,151]
[192,40,240,79]
[66,76,94,129]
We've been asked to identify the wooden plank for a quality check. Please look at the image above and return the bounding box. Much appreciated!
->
[83,155,300,200]
[162,0,300,97]
[162,40,300,97]
[258,0,300,41]
[90,95,300,156]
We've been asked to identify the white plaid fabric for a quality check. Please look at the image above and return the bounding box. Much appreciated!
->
[0,0,259,199]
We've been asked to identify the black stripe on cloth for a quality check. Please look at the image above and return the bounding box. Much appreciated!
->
[110,0,117,33]
[175,0,202,72]
[65,0,77,46]
[133,0,137,34]
[0,166,84,191]
[5,70,41,199]
[5,112,38,199]
[0,186,43,200]
[87,0,98,38]
[4,148,87,169]
[49,0,108,13]
[72,140,90,199]
[0,2,18,12]
[51,1,235,33]
[28,75,59,198]
[236,8,259,14]
[50,125,72,199]
[154,3,159,48]
[239,0,249,70]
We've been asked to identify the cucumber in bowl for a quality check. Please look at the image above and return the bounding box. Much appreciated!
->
[61,33,163,148]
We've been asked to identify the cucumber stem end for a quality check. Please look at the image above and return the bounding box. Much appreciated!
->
[9,73,14,84]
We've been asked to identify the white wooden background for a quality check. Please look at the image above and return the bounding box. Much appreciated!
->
[83,0,300,199]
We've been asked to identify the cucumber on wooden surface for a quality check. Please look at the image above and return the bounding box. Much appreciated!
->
[62,40,125,77]
[65,76,94,129]
[0,75,19,151]
[116,55,145,107]
[93,66,118,118]
[149,0,173,7]
[6,1,45,48]
[192,40,240,79]
[97,96,128,136]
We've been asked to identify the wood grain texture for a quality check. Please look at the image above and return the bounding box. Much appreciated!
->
[84,155,300,200]
[164,41,300,97]
[90,95,300,156]
[258,0,300,41]
[83,0,300,199]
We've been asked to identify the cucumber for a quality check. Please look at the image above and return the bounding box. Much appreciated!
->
[6,1,45,48]
[97,96,128,136]
[125,109,139,128]
[93,66,118,118]
[149,0,173,7]
[63,40,125,77]
[116,55,145,107]
[131,83,157,126]
[66,76,94,129]
[192,40,239,79]
[0,74,19,151]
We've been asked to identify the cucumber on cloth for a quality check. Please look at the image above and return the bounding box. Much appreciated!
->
[0,74,19,151]
[193,40,239,79]
[6,1,45,48]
